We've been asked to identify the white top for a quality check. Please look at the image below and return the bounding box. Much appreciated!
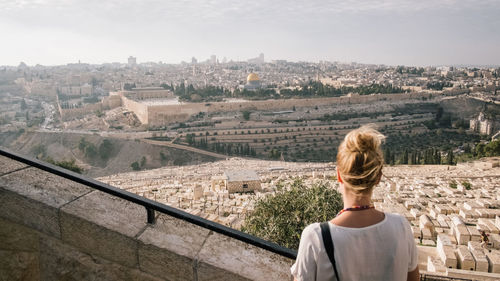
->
[291,213,418,281]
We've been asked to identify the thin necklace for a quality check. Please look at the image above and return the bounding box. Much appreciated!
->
[336,204,374,217]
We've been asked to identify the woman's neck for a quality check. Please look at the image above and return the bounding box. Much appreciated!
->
[342,186,372,208]
[333,185,384,228]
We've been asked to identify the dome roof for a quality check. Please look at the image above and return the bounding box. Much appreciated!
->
[247,73,260,82]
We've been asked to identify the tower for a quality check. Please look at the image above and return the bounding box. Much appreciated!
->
[128,56,137,66]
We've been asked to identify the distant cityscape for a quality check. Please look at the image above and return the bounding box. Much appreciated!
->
[1,55,498,163]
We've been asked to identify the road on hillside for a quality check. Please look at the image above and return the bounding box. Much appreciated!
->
[141,139,229,159]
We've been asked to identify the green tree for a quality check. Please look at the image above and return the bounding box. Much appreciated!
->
[124,83,136,91]
[485,140,500,157]
[449,180,457,189]
[242,179,342,250]
[98,139,113,160]
[435,106,443,122]
[269,148,280,159]
[47,158,83,174]
[31,144,47,159]
[131,161,140,171]
[383,147,394,165]
[78,137,87,152]
[446,149,454,165]
[475,143,486,157]
[461,181,472,190]
[401,149,409,164]
[242,111,251,121]
[434,150,441,165]
[84,143,97,159]
[20,99,28,110]
[186,133,195,146]
[160,152,167,163]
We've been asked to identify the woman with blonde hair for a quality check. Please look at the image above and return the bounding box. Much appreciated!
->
[291,125,419,281]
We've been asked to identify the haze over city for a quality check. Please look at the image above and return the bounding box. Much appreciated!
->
[1,0,500,66]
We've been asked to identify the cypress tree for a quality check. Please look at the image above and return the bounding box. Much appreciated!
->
[402,149,409,164]
[447,149,454,165]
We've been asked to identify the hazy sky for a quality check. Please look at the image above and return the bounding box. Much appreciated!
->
[1,0,499,66]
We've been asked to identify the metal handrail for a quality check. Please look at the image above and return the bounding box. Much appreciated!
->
[0,147,297,259]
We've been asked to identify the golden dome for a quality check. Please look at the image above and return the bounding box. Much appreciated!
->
[247,73,260,82]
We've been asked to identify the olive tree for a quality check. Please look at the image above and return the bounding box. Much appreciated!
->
[242,179,342,250]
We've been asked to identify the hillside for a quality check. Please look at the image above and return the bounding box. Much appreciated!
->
[440,96,500,119]
[0,131,217,177]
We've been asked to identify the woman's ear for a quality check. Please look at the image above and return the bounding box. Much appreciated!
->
[337,169,343,184]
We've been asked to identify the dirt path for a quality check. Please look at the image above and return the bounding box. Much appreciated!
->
[141,139,228,159]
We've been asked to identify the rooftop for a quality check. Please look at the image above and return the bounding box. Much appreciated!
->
[224,170,260,182]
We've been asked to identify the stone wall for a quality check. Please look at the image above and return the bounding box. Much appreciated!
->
[57,95,122,121]
[121,95,149,125]
[125,91,441,126]
[0,155,294,281]
[102,94,123,109]
[226,180,261,193]
[59,102,104,121]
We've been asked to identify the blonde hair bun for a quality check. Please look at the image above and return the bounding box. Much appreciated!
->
[344,125,385,153]
[337,124,385,194]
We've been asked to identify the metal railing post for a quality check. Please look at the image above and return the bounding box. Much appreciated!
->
[146,207,156,224]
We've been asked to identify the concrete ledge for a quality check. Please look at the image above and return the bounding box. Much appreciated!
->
[61,190,147,237]
[139,243,195,281]
[197,261,253,281]
[138,213,212,280]
[0,155,28,175]
[0,217,39,252]
[0,167,92,208]
[0,187,61,237]
[60,210,140,268]
[139,213,212,259]
[60,190,148,267]
[197,231,294,281]
[0,249,40,281]
[0,167,91,237]
[40,234,163,281]
[0,217,40,280]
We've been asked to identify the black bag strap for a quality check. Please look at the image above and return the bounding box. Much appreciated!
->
[320,222,340,281]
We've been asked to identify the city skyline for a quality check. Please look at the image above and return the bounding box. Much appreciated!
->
[1,0,500,66]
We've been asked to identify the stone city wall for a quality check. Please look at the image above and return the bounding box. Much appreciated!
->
[132,92,440,125]
[121,95,149,124]
[57,95,122,121]
[58,102,103,121]
[0,155,293,281]
[102,94,123,109]
[147,103,206,126]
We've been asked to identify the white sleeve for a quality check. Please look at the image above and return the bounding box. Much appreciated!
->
[291,224,320,281]
[404,218,418,271]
